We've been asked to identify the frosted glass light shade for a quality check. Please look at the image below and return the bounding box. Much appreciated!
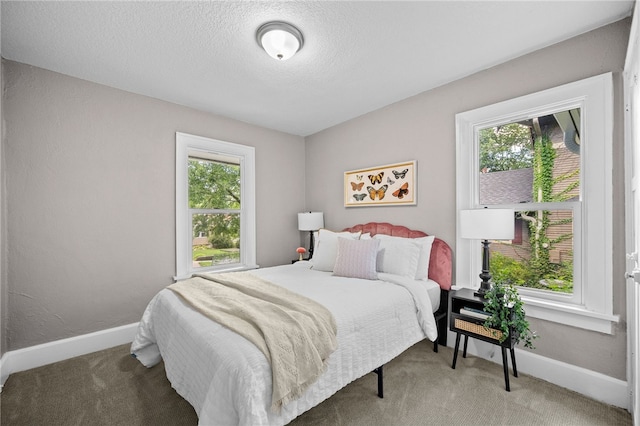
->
[298,212,324,231]
[460,208,515,240]
[257,22,304,61]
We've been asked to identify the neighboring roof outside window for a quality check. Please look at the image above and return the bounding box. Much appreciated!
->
[479,168,533,205]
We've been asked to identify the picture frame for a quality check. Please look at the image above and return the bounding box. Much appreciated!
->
[344,160,416,207]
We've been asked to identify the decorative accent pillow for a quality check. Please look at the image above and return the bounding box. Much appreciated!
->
[333,237,380,280]
[374,234,435,280]
[312,229,361,272]
[374,235,422,278]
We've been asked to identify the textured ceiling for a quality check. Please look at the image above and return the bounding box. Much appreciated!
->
[1,1,635,136]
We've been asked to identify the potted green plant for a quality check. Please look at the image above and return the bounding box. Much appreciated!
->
[482,281,538,349]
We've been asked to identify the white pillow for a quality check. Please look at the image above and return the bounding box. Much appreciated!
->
[333,237,380,280]
[374,235,421,278]
[312,229,361,254]
[414,235,435,280]
[374,234,435,280]
[312,229,361,272]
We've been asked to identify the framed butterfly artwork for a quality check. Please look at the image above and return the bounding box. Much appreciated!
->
[344,160,417,207]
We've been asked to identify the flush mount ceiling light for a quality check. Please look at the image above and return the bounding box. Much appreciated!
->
[256,21,304,61]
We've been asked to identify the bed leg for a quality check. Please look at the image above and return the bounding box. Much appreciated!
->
[374,366,384,398]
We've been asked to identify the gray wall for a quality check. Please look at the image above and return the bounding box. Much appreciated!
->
[305,19,631,380]
[2,60,305,351]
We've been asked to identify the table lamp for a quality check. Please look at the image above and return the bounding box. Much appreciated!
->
[460,208,515,297]
[298,212,324,259]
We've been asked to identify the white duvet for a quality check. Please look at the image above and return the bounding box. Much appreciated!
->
[131,262,438,425]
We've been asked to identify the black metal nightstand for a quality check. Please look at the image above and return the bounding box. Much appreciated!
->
[450,288,518,391]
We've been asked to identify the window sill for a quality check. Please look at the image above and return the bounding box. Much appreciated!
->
[174,263,259,282]
[521,295,619,334]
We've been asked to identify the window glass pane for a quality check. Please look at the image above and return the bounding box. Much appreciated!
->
[192,213,240,268]
[490,209,573,294]
[478,108,581,205]
[188,158,241,209]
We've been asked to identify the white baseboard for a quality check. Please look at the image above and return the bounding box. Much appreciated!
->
[0,322,139,389]
[447,330,629,410]
[516,347,629,408]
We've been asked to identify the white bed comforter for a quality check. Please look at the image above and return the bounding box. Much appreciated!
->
[131,262,438,425]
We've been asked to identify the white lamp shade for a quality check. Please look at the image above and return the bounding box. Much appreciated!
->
[460,208,515,240]
[298,212,324,231]
[261,30,299,60]
[257,22,304,61]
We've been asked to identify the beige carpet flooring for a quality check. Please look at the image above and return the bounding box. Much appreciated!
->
[0,340,632,425]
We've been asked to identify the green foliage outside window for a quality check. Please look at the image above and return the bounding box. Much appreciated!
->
[490,251,573,293]
[209,234,236,249]
[478,124,533,172]
[189,158,241,264]
[188,159,240,210]
[489,251,532,286]
[522,134,555,281]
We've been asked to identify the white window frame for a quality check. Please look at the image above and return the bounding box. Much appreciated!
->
[456,73,619,334]
[175,132,257,281]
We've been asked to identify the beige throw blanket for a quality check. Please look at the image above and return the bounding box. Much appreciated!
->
[168,271,338,411]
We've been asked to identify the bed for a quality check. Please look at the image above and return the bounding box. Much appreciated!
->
[131,222,452,425]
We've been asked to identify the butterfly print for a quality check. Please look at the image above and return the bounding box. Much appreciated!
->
[387,177,395,185]
[356,175,363,181]
[350,181,364,191]
[392,182,409,199]
[353,193,367,201]
[368,172,384,185]
[367,184,388,200]
[392,169,408,179]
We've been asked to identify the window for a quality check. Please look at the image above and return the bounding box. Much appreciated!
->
[456,73,618,333]
[189,157,241,268]
[478,111,580,297]
[175,133,256,280]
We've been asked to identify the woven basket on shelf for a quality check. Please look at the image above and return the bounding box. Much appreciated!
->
[454,318,503,341]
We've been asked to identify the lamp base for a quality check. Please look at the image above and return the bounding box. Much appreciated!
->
[475,239,492,298]
[474,287,489,298]
[475,280,492,298]
[308,230,315,260]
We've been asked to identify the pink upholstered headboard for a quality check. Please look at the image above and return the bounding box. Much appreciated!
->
[342,222,452,291]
